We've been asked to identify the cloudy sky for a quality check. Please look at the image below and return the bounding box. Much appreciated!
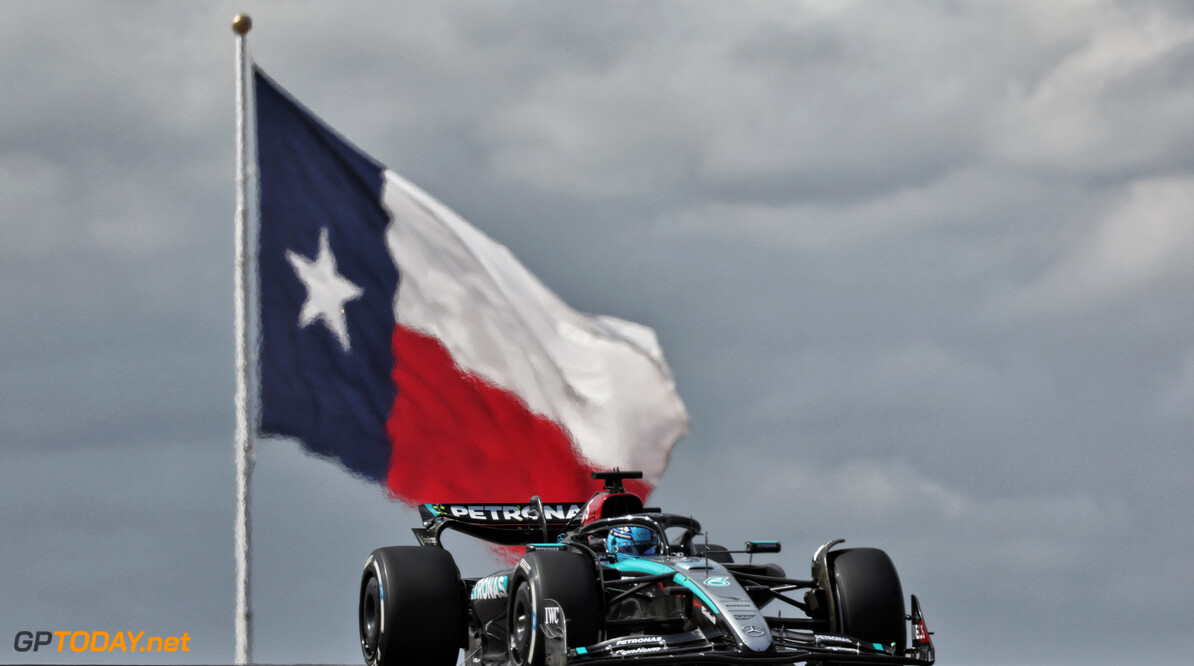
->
[3,1,1193,664]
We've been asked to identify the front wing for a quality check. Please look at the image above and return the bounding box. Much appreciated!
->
[519,600,935,666]
[566,631,933,665]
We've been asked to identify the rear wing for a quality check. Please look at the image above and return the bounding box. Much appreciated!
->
[414,501,587,547]
[413,470,648,548]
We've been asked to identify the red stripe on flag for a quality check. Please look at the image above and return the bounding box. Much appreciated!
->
[385,325,614,503]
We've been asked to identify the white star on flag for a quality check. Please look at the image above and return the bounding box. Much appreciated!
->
[286,227,363,351]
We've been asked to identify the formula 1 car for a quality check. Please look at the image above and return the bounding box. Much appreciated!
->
[358,471,935,666]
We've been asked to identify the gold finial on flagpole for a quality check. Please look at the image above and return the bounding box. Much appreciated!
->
[232,14,252,35]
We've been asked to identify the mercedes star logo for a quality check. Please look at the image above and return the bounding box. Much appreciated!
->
[743,625,766,637]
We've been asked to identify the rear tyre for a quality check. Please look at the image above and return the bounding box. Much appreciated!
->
[507,551,601,666]
[828,547,906,652]
[359,546,464,666]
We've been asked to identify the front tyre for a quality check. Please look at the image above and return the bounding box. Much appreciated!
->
[359,546,464,666]
[507,551,601,666]
[828,547,906,652]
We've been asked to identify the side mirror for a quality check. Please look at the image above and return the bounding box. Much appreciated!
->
[744,540,781,554]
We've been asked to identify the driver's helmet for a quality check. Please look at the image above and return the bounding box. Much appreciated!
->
[606,525,660,560]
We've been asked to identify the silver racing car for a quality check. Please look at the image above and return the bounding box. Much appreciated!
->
[358,471,935,666]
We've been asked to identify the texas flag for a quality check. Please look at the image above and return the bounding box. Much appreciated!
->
[254,67,688,503]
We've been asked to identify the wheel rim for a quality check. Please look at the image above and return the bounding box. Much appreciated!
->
[360,575,381,662]
[508,584,533,666]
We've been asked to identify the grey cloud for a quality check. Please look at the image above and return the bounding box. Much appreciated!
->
[1012,174,1194,315]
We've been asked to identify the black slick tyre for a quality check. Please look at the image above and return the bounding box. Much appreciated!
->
[507,551,601,666]
[359,546,464,666]
[828,547,906,652]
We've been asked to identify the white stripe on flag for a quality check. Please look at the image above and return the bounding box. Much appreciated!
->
[381,171,689,486]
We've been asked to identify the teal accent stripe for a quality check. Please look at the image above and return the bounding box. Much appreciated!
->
[576,647,588,655]
[609,560,719,614]
[609,560,674,576]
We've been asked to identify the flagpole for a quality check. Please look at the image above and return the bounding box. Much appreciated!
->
[232,13,254,666]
